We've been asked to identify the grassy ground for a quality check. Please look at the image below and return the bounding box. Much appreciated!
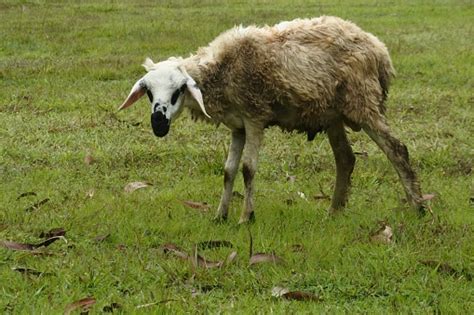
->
[1,0,473,313]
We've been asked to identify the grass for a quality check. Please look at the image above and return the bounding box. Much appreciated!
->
[1,0,473,313]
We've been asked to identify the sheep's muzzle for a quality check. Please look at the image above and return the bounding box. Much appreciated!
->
[151,111,170,137]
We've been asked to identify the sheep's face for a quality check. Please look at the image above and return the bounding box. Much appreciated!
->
[143,61,188,137]
[118,58,210,138]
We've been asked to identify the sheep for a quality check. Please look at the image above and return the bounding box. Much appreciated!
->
[118,16,425,223]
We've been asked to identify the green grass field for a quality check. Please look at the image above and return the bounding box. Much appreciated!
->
[1,0,473,313]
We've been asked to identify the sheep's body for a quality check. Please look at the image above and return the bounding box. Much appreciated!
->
[183,16,393,135]
[119,16,424,223]
[179,16,423,222]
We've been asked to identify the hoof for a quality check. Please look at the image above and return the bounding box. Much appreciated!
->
[416,204,427,217]
[212,213,228,224]
[327,206,343,216]
[238,211,255,224]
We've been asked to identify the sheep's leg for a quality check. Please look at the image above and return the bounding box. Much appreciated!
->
[327,121,356,214]
[239,124,264,224]
[363,123,424,214]
[215,130,245,221]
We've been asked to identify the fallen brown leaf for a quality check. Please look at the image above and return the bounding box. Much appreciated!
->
[124,181,152,193]
[85,189,95,199]
[272,286,321,301]
[102,302,121,313]
[84,154,95,165]
[161,243,189,260]
[94,234,110,243]
[12,267,43,276]
[64,297,96,315]
[422,194,436,201]
[180,200,210,211]
[16,191,37,200]
[249,253,285,266]
[370,224,393,244]
[1,236,64,251]
[25,198,50,212]
[39,228,66,238]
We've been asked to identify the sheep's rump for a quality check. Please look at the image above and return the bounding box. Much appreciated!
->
[193,16,395,133]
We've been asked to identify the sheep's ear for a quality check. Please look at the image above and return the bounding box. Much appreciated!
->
[180,67,211,118]
[142,58,156,71]
[118,79,146,111]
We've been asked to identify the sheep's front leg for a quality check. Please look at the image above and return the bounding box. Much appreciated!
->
[327,120,356,214]
[239,124,264,224]
[215,130,245,221]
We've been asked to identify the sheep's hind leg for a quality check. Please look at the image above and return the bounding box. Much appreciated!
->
[363,123,424,215]
[215,130,245,222]
[327,121,356,215]
[239,124,264,224]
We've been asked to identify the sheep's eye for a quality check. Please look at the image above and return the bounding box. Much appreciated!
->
[146,90,153,102]
[171,88,181,105]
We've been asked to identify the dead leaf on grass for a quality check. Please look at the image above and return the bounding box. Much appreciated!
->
[12,267,44,276]
[64,297,96,315]
[25,198,50,212]
[85,189,95,199]
[422,194,436,201]
[1,236,65,251]
[180,200,210,211]
[161,243,189,260]
[102,302,121,313]
[370,224,393,244]
[39,227,66,238]
[249,253,285,266]
[124,181,152,193]
[16,191,37,200]
[84,154,95,165]
[94,234,110,243]
[272,286,321,301]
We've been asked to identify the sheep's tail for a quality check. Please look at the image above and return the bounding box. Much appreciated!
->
[377,55,396,115]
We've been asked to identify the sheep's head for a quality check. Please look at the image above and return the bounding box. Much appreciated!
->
[118,57,210,137]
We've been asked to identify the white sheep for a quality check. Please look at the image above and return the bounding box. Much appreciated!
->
[118,16,424,223]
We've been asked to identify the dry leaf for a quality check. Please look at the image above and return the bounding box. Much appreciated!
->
[16,191,37,200]
[25,198,50,212]
[124,181,151,193]
[422,194,436,201]
[180,200,210,210]
[161,243,189,260]
[286,174,296,184]
[197,240,233,250]
[84,154,95,165]
[94,234,110,243]
[272,286,320,301]
[85,189,95,198]
[297,191,307,201]
[39,228,66,238]
[64,297,96,315]
[1,236,64,251]
[249,253,284,266]
[370,225,393,244]
[12,267,43,276]
[102,302,121,313]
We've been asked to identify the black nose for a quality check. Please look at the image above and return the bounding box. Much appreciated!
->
[151,111,170,137]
